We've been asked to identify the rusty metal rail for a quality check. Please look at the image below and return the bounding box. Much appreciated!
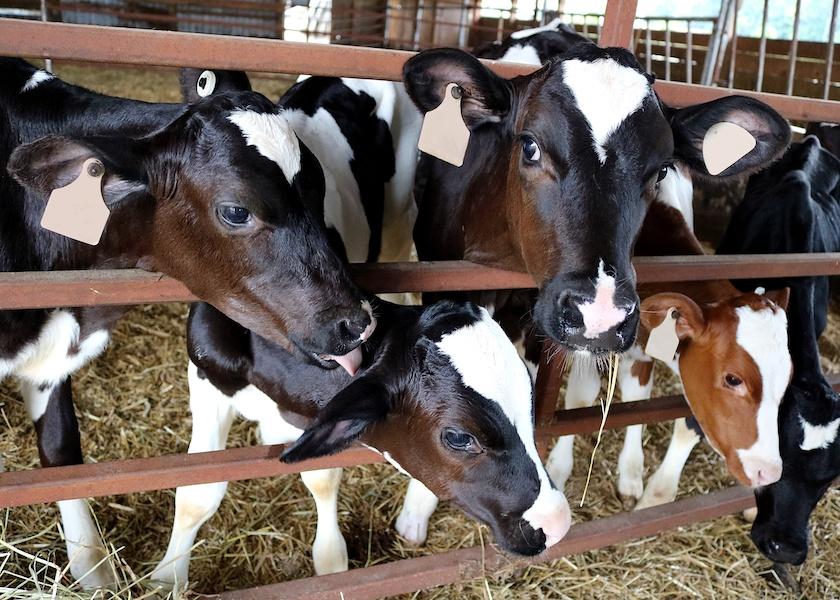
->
[0,18,838,122]
[220,485,755,600]
[1,253,839,310]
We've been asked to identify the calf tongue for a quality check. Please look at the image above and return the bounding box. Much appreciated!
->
[327,346,363,376]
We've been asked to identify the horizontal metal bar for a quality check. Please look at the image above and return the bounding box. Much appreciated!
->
[220,485,755,600]
[0,20,837,121]
[1,253,840,310]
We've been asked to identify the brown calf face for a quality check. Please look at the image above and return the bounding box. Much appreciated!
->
[9,91,371,360]
[642,291,791,487]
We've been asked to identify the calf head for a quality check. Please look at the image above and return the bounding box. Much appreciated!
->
[283,301,571,555]
[404,45,789,354]
[641,291,791,487]
[8,90,372,365]
[751,378,840,565]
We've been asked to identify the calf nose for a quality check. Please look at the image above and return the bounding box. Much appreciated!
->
[522,488,572,550]
[334,310,375,345]
[742,456,783,487]
[761,538,808,565]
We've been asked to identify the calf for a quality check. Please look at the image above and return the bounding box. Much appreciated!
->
[805,121,840,159]
[0,58,372,587]
[472,17,588,65]
[404,44,790,357]
[717,137,840,565]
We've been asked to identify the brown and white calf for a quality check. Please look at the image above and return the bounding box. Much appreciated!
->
[546,176,793,509]
[0,58,373,587]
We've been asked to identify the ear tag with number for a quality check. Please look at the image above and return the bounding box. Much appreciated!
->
[417,82,470,167]
[702,121,756,176]
[645,308,680,362]
[41,158,110,246]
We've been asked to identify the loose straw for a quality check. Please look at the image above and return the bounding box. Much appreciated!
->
[580,353,619,507]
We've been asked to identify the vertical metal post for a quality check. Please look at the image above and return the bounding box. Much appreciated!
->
[457,1,468,49]
[645,18,652,73]
[664,18,671,81]
[534,340,566,425]
[599,0,639,49]
[727,0,738,89]
[686,19,693,83]
[756,0,769,91]
[823,0,838,99]
[40,0,51,72]
[786,0,802,96]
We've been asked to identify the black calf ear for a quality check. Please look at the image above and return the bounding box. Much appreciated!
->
[671,95,790,179]
[403,48,511,128]
[8,135,149,207]
[281,378,391,463]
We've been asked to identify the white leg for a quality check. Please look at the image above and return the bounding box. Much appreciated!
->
[617,353,654,504]
[635,418,700,510]
[395,478,439,546]
[58,499,114,589]
[300,468,348,575]
[545,355,601,490]
[150,362,235,588]
[21,379,114,589]
[247,396,349,576]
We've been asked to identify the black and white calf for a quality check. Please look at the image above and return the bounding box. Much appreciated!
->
[472,17,588,65]
[0,58,373,587]
[717,136,840,565]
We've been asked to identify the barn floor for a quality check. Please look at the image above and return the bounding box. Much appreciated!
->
[0,63,838,599]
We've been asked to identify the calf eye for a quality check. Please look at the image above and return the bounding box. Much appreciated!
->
[521,135,541,163]
[724,374,743,387]
[442,428,483,455]
[218,204,252,227]
[656,163,672,183]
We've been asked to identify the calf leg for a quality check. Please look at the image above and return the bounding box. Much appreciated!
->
[545,356,601,491]
[395,478,439,546]
[616,354,654,505]
[150,362,235,588]
[22,378,114,589]
[635,418,700,510]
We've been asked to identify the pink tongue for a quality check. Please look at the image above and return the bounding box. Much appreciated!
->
[328,346,363,376]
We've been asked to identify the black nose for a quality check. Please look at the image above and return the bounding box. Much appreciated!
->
[557,291,586,330]
[330,310,371,345]
[758,537,808,565]
[497,519,546,557]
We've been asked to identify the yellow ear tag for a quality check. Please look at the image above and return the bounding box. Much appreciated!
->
[41,158,110,246]
[417,83,470,167]
[702,121,756,176]
[644,307,680,362]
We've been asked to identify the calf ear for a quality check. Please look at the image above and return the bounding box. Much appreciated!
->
[179,68,252,103]
[670,96,790,179]
[764,287,791,312]
[403,48,511,127]
[8,135,148,206]
[281,378,391,463]
[641,293,705,340]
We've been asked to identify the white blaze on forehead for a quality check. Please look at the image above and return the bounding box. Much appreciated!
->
[734,305,791,482]
[227,109,301,184]
[510,16,565,39]
[577,260,628,339]
[500,45,542,66]
[21,69,54,93]
[561,58,652,163]
[435,308,570,546]
[800,416,840,451]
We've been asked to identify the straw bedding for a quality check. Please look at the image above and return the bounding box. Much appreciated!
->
[0,64,837,599]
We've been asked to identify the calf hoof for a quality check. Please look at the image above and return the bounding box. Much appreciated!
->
[147,564,188,593]
[313,536,349,575]
[635,484,677,510]
[395,508,431,546]
[742,507,758,523]
[616,473,644,505]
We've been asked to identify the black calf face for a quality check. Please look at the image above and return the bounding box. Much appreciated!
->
[283,301,571,555]
[404,46,790,354]
[10,90,370,358]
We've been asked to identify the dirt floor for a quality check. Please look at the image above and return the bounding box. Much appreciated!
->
[0,63,838,599]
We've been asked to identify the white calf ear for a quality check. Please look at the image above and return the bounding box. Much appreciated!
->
[703,122,756,176]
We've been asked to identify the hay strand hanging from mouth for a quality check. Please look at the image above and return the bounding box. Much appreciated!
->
[579,353,619,507]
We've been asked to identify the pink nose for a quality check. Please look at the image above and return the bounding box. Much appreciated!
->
[523,490,572,550]
[743,457,783,487]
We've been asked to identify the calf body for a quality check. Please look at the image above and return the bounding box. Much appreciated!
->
[717,137,840,565]
[0,58,371,586]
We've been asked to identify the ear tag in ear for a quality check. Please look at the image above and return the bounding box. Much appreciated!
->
[40,158,110,246]
[645,308,680,362]
[702,121,756,176]
[417,83,470,167]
